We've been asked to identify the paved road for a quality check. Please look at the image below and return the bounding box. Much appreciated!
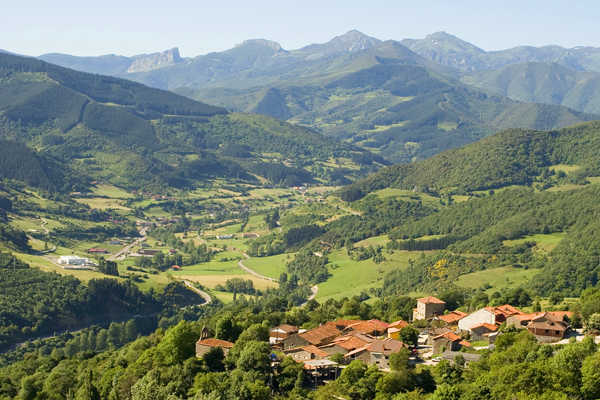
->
[182,280,212,305]
[235,252,279,282]
[299,285,318,307]
[40,218,49,235]
[108,227,148,261]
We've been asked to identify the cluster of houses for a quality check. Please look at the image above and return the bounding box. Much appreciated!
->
[193,296,573,387]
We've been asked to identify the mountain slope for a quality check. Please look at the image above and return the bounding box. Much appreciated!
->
[459,62,600,114]
[402,31,600,72]
[341,120,600,196]
[0,52,377,191]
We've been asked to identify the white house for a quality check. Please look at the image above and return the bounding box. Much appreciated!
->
[216,234,234,239]
[457,308,497,333]
[58,255,88,265]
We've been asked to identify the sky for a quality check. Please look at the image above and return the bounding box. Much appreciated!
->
[2,0,599,57]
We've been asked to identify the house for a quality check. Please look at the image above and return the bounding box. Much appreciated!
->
[216,234,234,239]
[369,339,408,369]
[284,345,330,361]
[319,334,372,355]
[171,265,181,271]
[242,233,257,238]
[413,297,446,321]
[304,360,339,388]
[138,249,161,256]
[109,240,121,245]
[426,328,453,345]
[334,319,362,330]
[270,324,299,344]
[343,344,372,364]
[438,311,468,329]
[387,320,409,340]
[470,322,498,341]
[507,311,572,328]
[344,320,389,336]
[458,308,498,333]
[88,248,109,254]
[442,351,482,366]
[58,255,88,265]
[169,249,177,254]
[520,313,570,343]
[487,304,524,323]
[196,338,234,358]
[432,332,470,354]
[283,323,341,350]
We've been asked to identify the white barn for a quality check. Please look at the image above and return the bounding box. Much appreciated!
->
[58,255,88,265]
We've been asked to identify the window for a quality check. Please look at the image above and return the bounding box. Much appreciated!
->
[545,330,549,334]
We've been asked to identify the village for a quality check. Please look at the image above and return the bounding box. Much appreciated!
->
[194,296,587,388]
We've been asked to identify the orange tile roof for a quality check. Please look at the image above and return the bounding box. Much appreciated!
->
[333,335,370,350]
[272,324,298,333]
[302,345,330,358]
[335,319,362,327]
[492,304,524,316]
[527,320,567,331]
[433,332,462,342]
[439,311,467,324]
[417,296,445,304]
[470,322,498,332]
[389,320,409,329]
[345,319,389,334]
[459,340,472,347]
[299,324,341,345]
[514,312,546,321]
[343,344,371,358]
[196,338,234,348]
[369,339,407,355]
[547,311,574,318]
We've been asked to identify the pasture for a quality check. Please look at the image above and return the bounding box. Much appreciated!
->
[455,266,540,294]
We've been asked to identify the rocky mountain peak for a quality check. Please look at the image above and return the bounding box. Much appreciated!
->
[126,48,183,73]
[327,30,382,53]
[234,39,285,53]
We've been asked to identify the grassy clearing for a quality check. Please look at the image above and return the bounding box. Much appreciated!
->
[373,188,441,207]
[587,177,600,184]
[355,235,390,248]
[176,274,277,291]
[316,250,420,302]
[243,253,296,280]
[503,233,564,253]
[549,164,580,174]
[454,266,540,294]
[75,198,130,210]
[368,122,406,132]
[91,184,134,198]
[438,122,458,131]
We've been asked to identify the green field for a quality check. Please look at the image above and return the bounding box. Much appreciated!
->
[548,164,580,174]
[90,184,135,198]
[373,188,441,206]
[503,233,564,253]
[455,266,540,294]
[243,253,295,279]
[316,249,421,301]
[355,235,390,247]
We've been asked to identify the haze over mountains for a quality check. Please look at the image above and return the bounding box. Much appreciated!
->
[29,30,600,164]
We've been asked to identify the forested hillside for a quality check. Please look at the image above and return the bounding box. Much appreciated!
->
[340,120,600,196]
[0,52,376,192]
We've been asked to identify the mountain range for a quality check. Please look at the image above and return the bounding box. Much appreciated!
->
[26,30,600,164]
[0,52,375,192]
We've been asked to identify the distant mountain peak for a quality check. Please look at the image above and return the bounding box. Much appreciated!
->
[327,30,382,52]
[299,30,381,57]
[126,48,183,73]
[235,39,285,52]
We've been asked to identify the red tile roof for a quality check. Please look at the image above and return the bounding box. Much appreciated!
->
[470,322,498,332]
[345,320,389,334]
[417,296,446,304]
[433,332,462,342]
[298,324,341,345]
[389,320,409,329]
[272,324,299,334]
[196,338,234,348]
[369,339,407,355]
[439,311,468,324]
[344,344,371,358]
[492,304,524,317]
[459,340,472,347]
[335,319,362,327]
[302,345,330,358]
[333,335,370,350]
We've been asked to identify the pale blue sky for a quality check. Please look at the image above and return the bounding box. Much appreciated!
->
[2,0,598,57]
